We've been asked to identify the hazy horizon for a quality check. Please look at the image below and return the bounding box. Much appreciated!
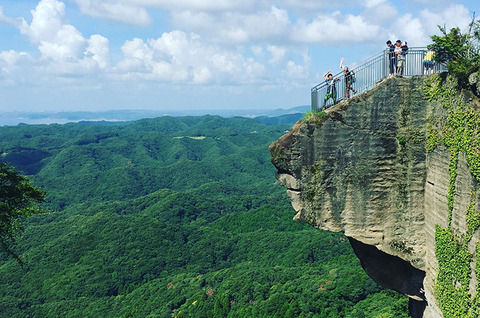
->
[0,105,310,126]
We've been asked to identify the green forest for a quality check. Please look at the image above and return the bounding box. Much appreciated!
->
[0,115,409,317]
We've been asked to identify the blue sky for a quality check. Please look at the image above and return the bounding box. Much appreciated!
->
[0,0,478,113]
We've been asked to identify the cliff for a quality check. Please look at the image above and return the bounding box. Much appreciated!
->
[270,75,480,318]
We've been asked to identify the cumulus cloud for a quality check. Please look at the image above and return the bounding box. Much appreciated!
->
[0,50,33,87]
[385,4,471,46]
[269,0,359,12]
[170,5,386,46]
[293,12,381,44]
[390,14,427,45]
[3,0,307,88]
[171,6,291,44]
[69,0,152,27]
[361,1,399,26]
[17,0,110,74]
[0,6,26,28]
[70,0,257,26]
[282,60,307,80]
[116,30,267,84]
[362,0,387,9]
[0,50,30,73]
[267,46,286,64]
[86,35,110,69]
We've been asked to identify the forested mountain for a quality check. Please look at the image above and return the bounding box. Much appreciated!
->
[0,115,408,317]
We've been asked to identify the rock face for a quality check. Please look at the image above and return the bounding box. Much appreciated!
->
[270,76,479,317]
[469,72,480,96]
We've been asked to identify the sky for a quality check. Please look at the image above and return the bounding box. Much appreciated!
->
[0,0,478,113]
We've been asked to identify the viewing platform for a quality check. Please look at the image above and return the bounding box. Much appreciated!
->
[311,47,447,112]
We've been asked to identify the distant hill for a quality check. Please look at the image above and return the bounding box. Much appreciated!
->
[253,113,304,125]
[0,105,309,126]
[0,115,408,317]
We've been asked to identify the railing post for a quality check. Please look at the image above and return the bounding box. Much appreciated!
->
[311,90,318,112]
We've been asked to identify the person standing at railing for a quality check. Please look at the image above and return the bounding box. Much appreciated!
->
[340,58,357,98]
[395,40,408,77]
[386,40,396,77]
[323,71,340,108]
[423,50,435,75]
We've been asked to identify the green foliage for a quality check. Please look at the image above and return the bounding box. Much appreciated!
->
[423,74,480,315]
[428,26,480,88]
[346,290,410,318]
[0,116,409,317]
[395,128,425,150]
[434,225,472,317]
[0,162,47,260]
[447,150,459,225]
[465,191,479,243]
[303,111,327,124]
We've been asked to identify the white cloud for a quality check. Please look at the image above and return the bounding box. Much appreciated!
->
[293,13,381,44]
[74,0,256,12]
[276,0,359,12]
[267,45,286,64]
[361,1,399,26]
[440,4,471,31]
[0,6,27,28]
[362,0,387,9]
[387,4,471,46]
[142,0,256,11]
[391,14,427,45]
[20,0,66,43]
[37,25,86,61]
[86,35,110,69]
[171,6,291,44]
[0,50,29,64]
[70,0,257,26]
[116,31,267,84]
[251,46,264,57]
[282,60,306,80]
[0,50,30,74]
[15,0,110,75]
[0,50,33,87]
[280,50,311,86]
[69,0,152,27]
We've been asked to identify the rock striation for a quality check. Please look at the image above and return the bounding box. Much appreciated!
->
[270,76,479,318]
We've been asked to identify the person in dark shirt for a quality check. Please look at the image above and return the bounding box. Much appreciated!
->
[340,58,357,98]
[386,40,396,77]
[323,71,340,108]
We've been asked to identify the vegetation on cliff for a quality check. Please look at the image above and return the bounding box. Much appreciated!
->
[428,19,480,91]
[0,116,409,317]
[424,24,480,314]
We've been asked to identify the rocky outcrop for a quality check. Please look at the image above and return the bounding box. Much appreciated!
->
[270,76,480,317]
[470,72,480,96]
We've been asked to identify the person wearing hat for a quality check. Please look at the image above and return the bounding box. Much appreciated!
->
[323,70,340,108]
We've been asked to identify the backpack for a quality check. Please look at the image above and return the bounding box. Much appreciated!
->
[346,70,355,84]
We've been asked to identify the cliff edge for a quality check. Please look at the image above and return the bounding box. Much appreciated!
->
[270,75,480,318]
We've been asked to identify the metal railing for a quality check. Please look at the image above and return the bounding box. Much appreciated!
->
[311,47,447,112]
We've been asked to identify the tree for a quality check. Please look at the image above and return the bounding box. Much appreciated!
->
[428,22,480,88]
[0,162,47,260]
